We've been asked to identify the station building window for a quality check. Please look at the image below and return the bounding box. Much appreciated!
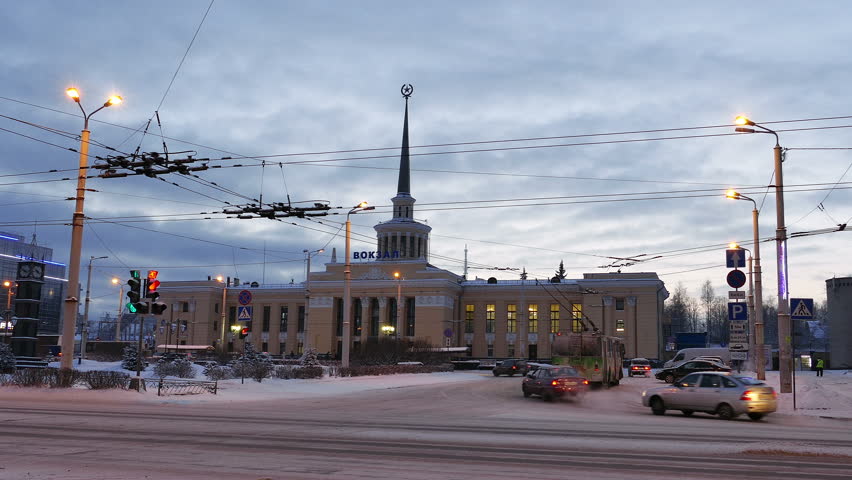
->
[486,304,495,333]
[280,306,288,333]
[616,319,625,332]
[465,304,475,333]
[571,303,583,333]
[616,298,625,311]
[528,304,538,332]
[487,344,494,357]
[507,344,515,357]
[550,304,560,333]
[507,304,517,333]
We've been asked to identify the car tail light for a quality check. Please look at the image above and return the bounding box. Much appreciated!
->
[772,390,778,399]
[552,380,558,386]
[512,366,516,370]
[644,366,650,370]
[740,390,757,401]
[583,380,589,385]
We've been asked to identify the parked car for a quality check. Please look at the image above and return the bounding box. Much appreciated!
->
[664,348,731,368]
[655,360,731,383]
[693,355,726,365]
[522,366,589,401]
[641,372,777,420]
[627,358,652,377]
[493,359,530,376]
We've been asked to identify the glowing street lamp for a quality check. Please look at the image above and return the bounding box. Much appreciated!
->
[59,87,123,370]
[732,115,790,392]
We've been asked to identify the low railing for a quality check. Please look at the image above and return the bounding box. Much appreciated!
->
[144,378,218,396]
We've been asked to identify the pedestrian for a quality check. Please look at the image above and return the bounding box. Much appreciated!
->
[816,358,824,377]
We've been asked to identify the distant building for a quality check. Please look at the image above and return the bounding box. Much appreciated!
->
[0,232,66,335]
[156,91,669,360]
[826,277,852,368]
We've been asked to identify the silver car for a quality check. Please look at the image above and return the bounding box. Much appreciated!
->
[641,372,777,421]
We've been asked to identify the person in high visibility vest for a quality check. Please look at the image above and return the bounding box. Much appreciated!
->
[816,358,825,377]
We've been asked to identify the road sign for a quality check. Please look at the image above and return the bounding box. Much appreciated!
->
[443,328,453,338]
[238,290,252,306]
[728,290,745,300]
[730,351,748,361]
[726,249,746,268]
[726,269,746,289]
[237,305,253,321]
[729,321,747,333]
[728,302,748,321]
[790,298,814,320]
[728,342,749,351]
[729,332,748,343]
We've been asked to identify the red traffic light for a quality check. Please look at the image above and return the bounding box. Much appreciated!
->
[147,270,160,292]
[241,327,249,335]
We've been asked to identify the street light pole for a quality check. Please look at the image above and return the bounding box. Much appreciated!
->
[343,202,374,368]
[726,190,766,380]
[303,248,324,351]
[60,88,122,370]
[2,281,11,344]
[734,116,788,392]
[217,276,227,354]
[112,278,123,341]
[80,255,108,364]
[394,272,403,338]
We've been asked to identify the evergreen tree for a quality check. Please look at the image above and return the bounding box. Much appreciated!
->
[121,344,144,371]
[231,343,273,382]
[300,348,320,367]
[0,342,15,373]
[555,260,567,280]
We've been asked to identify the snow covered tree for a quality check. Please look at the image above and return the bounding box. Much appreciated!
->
[153,354,194,378]
[230,343,272,382]
[121,344,144,371]
[0,343,15,373]
[555,260,567,280]
[300,348,320,367]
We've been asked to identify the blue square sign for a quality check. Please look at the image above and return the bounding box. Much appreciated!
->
[728,302,748,321]
[790,298,814,320]
[726,249,746,268]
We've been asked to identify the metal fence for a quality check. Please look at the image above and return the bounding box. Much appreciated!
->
[144,378,218,396]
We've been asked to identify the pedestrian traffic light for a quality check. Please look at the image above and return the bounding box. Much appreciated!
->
[126,270,147,314]
[239,327,249,339]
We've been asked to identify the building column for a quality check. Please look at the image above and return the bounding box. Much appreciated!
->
[378,296,388,336]
[628,296,638,358]
[360,297,371,342]
[602,296,614,336]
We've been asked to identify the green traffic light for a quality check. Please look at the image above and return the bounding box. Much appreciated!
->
[127,302,137,313]
[130,270,140,279]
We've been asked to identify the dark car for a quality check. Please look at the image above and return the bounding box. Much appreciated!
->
[522,366,589,401]
[627,357,652,377]
[492,359,529,376]
[655,360,731,384]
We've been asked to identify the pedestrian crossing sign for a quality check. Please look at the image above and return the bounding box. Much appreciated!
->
[790,298,814,320]
[237,306,253,321]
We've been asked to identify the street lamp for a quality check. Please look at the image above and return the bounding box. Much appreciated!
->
[393,271,403,339]
[726,191,766,380]
[303,248,324,351]
[733,116,791,393]
[111,277,124,341]
[216,275,227,353]
[342,201,374,368]
[79,255,108,364]
[2,280,12,343]
[60,88,123,370]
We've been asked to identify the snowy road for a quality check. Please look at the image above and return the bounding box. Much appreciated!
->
[1,372,850,479]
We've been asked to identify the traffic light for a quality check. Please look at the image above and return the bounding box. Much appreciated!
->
[239,327,249,339]
[146,270,168,315]
[126,270,148,314]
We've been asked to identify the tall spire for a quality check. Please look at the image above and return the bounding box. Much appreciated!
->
[397,84,413,195]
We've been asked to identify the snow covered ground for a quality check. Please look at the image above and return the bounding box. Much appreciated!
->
[1,361,849,420]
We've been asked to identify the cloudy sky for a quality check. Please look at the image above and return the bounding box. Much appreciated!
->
[1,1,850,320]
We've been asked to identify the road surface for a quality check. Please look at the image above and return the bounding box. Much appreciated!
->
[1,372,850,479]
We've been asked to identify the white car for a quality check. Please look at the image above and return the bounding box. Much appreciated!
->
[641,372,777,421]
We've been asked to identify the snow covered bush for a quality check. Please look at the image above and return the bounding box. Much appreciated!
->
[230,344,273,382]
[299,348,320,367]
[0,343,15,373]
[274,365,293,379]
[203,363,233,381]
[291,366,323,379]
[153,355,194,378]
[84,371,130,389]
[121,344,145,371]
[48,368,82,388]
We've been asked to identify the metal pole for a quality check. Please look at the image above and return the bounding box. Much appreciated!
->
[304,251,312,351]
[773,144,792,394]
[79,257,96,365]
[135,302,147,392]
[342,217,352,368]
[752,206,766,380]
[60,128,90,370]
[218,282,227,353]
[116,285,123,341]
[396,277,402,338]
[746,254,755,374]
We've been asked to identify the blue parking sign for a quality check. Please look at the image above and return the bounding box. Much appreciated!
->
[728,302,748,321]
